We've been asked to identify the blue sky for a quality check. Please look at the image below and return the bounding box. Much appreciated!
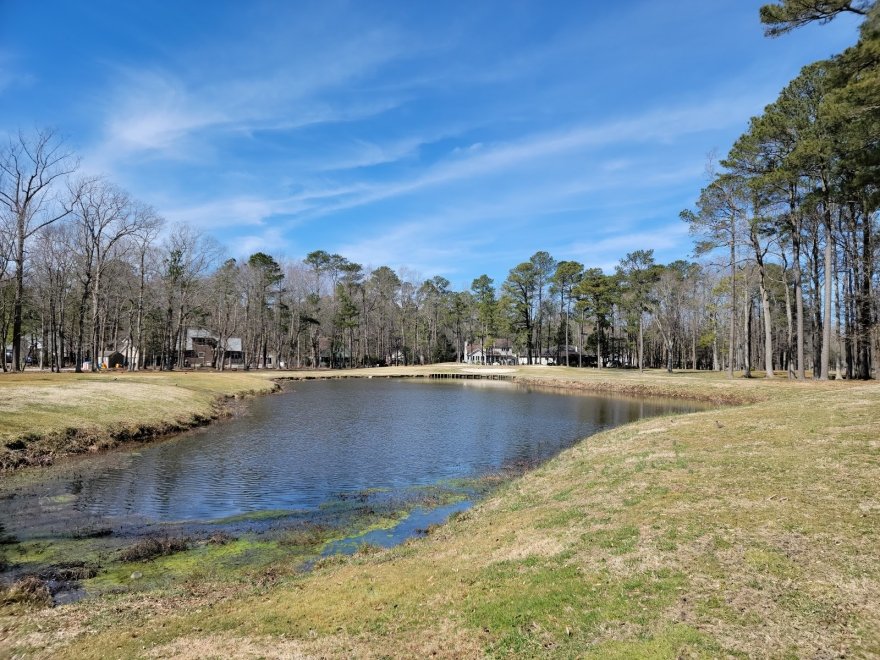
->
[0,1,862,288]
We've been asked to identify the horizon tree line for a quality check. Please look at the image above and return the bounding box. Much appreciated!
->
[1,1,877,378]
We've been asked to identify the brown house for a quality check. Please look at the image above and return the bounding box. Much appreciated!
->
[184,328,244,368]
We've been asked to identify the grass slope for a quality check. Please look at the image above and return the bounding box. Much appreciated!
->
[1,367,878,658]
[0,370,278,470]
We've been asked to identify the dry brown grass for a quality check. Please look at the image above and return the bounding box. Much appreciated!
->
[117,537,191,563]
[0,370,278,471]
[0,576,53,609]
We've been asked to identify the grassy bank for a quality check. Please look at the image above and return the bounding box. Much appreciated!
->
[1,367,878,657]
[0,370,279,471]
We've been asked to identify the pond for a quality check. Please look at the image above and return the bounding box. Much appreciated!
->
[0,378,708,542]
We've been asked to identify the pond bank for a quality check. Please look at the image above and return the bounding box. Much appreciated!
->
[2,367,878,657]
[0,371,280,472]
[1,376,704,609]
[1,365,739,474]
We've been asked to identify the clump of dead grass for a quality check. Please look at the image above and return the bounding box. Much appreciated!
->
[38,562,99,582]
[119,536,191,562]
[278,525,330,548]
[1,575,52,608]
[206,531,236,546]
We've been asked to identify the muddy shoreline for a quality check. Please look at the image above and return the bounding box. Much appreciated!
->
[0,462,525,609]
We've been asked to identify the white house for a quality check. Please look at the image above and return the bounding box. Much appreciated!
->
[465,339,518,365]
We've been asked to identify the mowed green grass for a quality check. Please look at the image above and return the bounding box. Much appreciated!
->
[1,367,879,658]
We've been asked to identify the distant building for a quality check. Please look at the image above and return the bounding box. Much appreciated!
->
[184,328,245,368]
[317,336,351,367]
[516,345,591,366]
[101,351,126,369]
[465,339,518,365]
[517,352,555,366]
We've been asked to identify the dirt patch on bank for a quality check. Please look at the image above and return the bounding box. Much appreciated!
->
[511,375,763,405]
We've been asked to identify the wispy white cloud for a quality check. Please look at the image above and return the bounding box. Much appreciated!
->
[155,143,703,269]
[0,50,35,97]
[332,157,698,278]
[157,180,376,230]
[232,227,294,261]
[336,220,467,276]
[293,87,767,222]
[103,70,224,154]
[89,25,408,167]
[162,196,277,229]
[570,222,690,260]
[336,213,694,282]
[313,136,425,172]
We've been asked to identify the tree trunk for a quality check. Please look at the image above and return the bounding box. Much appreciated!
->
[75,277,91,372]
[780,255,794,378]
[134,249,146,370]
[820,207,833,380]
[751,222,774,379]
[12,236,25,371]
[789,187,806,380]
[728,239,736,379]
[857,209,871,379]
[712,311,719,371]
[638,314,644,373]
[833,234,843,379]
[742,293,752,378]
[90,265,102,371]
[811,224,823,379]
[564,294,570,367]
[760,280,773,378]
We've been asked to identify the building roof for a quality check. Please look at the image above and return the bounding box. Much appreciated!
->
[186,328,242,353]
[465,339,515,356]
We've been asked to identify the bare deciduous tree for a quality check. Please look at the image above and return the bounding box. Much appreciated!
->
[0,129,77,370]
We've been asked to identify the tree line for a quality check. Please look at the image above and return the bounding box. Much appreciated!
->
[681,0,879,379]
[1,1,877,378]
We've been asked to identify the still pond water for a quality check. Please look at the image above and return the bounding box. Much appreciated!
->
[2,378,707,539]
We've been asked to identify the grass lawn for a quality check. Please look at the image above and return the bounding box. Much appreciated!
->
[1,366,878,658]
[0,370,279,470]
